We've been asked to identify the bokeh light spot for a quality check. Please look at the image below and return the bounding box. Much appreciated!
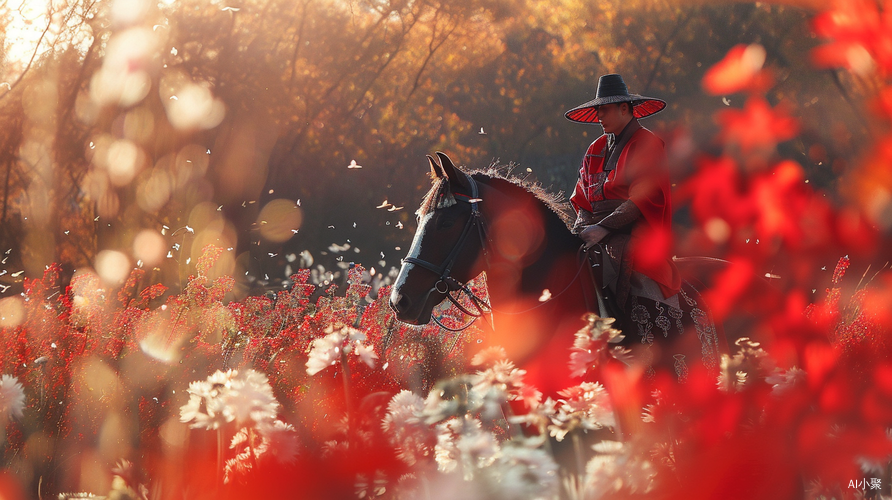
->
[106,139,144,186]
[133,229,166,266]
[164,83,225,130]
[110,0,150,26]
[95,250,131,286]
[136,168,172,213]
[0,297,26,328]
[705,217,731,244]
[258,199,303,243]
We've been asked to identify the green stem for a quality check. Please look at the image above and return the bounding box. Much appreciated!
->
[500,402,520,440]
[340,348,353,415]
[216,428,224,489]
[541,422,554,458]
[247,427,260,476]
[572,431,586,489]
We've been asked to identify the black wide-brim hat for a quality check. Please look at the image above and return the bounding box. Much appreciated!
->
[565,74,666,124]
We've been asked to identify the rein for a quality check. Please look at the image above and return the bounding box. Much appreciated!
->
[402,174,589,335]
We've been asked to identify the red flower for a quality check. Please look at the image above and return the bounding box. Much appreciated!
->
[717,97,799,156]
[812,0,892,75]
[675,155,752,231]
[702,44,773,95]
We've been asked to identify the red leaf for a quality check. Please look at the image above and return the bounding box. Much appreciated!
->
[702,44,772,95]
[703,258,755,322]
[717,97,799,155]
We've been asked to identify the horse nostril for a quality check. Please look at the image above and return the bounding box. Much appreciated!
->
[390,292,411,314]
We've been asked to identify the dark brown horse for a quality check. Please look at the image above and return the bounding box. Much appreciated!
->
[389,152,723,395]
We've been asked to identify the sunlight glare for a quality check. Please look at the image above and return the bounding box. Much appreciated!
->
[106,139,144,186]
[95,250,131,286]
[0,297,25,328]
[90,28,157,107]
[162,80,225,130]
[133,229,166,266]
[111,0,151,26]
[258,199,303,243]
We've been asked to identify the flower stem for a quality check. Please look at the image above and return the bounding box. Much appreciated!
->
[572,431,586,489]
[541,423,555,458]
[500,402,520,440]
[247,427,260,476]
[216,428,224,489]
[340,350,353,413]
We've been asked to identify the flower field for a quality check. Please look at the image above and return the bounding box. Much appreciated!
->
[0,250,890,499]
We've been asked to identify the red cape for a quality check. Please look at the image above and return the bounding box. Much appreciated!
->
[570,127,680,297]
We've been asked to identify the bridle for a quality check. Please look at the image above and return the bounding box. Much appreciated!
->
[401,175,492,332]
[401,174,590,335]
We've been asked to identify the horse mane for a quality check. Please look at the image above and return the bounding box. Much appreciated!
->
[469,164,575,229]
[416,163,574,229]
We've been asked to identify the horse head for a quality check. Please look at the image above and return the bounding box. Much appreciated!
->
[389,152,487,325]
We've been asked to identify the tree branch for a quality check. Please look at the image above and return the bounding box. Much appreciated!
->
[407,10,458,99]
[0,2,56,103]
[642,9,694,94]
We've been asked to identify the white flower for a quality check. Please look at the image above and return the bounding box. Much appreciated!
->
[641,404,657,424]
[179,369,279,430]
[353,342,378,368]
[179,394,210,430]
[470,346,508,367]
[569,314,624,377]
[473,359,526,394]
[641,390,663,424]
[224,428,255,484]
[584,440,655,498]
[306,324,376,375]
[434,417,498,479]
[470,355,537,417]
[766,366,805,395]
[488,440,559,500]
[423,376,474,424]
[548,382,615,441]
[569,348,598,379]
[306,328,345,376]
[517,384,543,410]
[180,371,227,429]
[257,419,300,463]
[509,397,557,431]
[224,420,299,484]
[474,385,508,422]
[321,439,349,459]
[220,369,279,426]
[382,391,431,466]
[0,374,25,420]
[383,390,425,429]
[592,440,624,454]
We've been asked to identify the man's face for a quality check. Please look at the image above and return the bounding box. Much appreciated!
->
[596,103,626,135]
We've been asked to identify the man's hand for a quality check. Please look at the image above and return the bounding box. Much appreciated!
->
[579,224,609,249]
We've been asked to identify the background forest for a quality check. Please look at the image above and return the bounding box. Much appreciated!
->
[0,0,878,297]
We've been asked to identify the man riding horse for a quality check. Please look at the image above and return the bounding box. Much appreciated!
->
[566,74,719,377]
[390,74,722,389]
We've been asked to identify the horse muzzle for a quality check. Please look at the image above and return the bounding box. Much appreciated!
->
[389,287,434,325]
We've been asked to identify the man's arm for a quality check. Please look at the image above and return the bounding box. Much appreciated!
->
[579,224,609,249]
[596,200,642,232]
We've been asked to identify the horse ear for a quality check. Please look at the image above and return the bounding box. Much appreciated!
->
[427,154,445,179]
[435,151,470,191]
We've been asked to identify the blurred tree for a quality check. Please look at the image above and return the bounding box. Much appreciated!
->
[0,0,875,297]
